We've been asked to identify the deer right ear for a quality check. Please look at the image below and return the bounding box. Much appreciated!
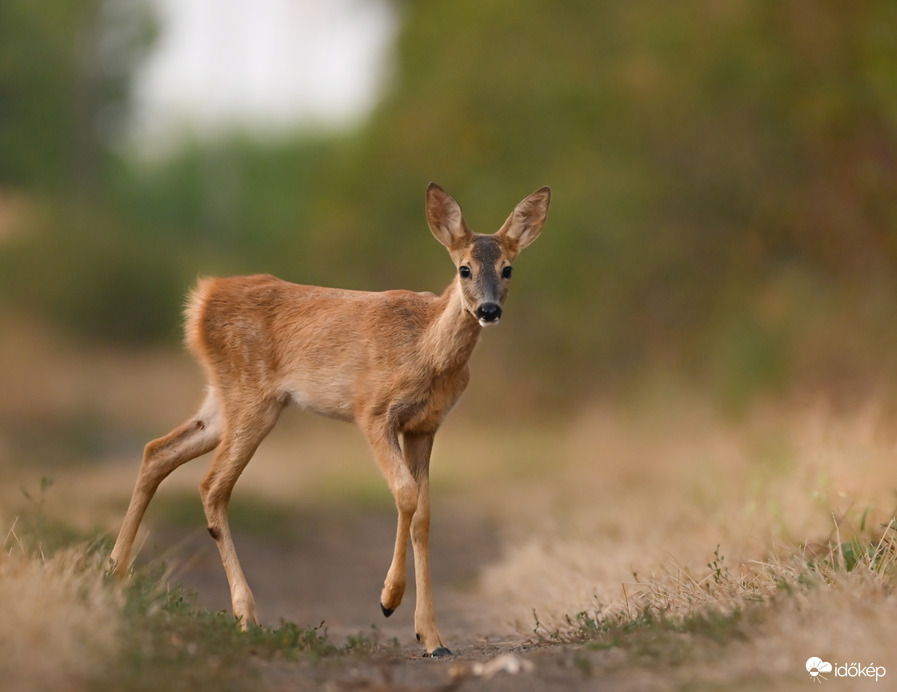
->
[426,183,471,250]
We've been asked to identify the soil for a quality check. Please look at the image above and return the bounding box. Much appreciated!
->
[137,502,638,692]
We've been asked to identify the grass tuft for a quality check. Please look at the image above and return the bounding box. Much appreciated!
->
[0,523,122,692]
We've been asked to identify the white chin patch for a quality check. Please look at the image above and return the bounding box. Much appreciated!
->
[478,318,500,327]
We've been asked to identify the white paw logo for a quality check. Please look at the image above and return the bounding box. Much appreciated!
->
[807,657,833,683]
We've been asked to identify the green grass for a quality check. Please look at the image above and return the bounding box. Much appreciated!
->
[535,599,760,667]
[106,562,338,692]
[108,562,409,691]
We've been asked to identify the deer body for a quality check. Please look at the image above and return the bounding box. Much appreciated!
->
[187,276,477,433]
[109,183,550,656]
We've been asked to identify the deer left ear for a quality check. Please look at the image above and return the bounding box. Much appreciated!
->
[497,186,551,252]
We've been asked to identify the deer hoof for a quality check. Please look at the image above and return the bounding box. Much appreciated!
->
[428,647,453,657]
[380,603,395,618]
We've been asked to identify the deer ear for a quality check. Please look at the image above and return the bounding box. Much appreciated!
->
[497,186,551,252]
[427,183,471,250]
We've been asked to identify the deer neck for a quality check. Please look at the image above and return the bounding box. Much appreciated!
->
[422,281,482,374]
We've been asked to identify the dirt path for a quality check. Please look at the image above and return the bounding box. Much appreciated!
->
[136,502,621,690]
[144,502,503,647]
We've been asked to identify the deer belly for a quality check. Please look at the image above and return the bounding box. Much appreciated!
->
[285,382,355,422]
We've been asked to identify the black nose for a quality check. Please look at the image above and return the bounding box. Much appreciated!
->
[476,302,502,323]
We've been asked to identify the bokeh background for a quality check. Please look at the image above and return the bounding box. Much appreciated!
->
[3,0,897,412]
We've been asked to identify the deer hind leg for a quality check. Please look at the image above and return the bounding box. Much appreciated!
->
[199,397,283,629]
[403,431,450,656]
[109,388,223,575]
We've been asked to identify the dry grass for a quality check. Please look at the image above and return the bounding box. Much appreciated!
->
[470,398,897,686]
[0,524,123,692]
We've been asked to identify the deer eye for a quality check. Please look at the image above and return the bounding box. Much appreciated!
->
[459,266,471,278]
[502,266,513,279]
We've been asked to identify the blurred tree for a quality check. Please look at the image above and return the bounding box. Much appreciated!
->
[0,0,155,195]
[4,0,897,405]
[0,0,167,345]
[297,0,897,402]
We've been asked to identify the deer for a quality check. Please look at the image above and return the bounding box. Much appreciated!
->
[108,182,551,656]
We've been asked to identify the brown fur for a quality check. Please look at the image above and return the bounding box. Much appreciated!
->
[109,183,550,655]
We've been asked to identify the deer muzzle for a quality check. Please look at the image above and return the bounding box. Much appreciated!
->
[475,302,502,325]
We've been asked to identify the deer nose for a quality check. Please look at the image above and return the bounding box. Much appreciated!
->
[476,302,502,324]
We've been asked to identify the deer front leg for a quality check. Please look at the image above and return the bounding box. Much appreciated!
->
[380,501,412,618]
[362,419,450,655]
[404,431,450,656]
[361,422,415,617]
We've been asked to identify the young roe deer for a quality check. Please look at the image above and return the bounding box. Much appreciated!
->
[108,183,551,656]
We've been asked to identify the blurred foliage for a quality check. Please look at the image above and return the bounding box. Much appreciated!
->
[2,0,897,408]
[0,0,155,192]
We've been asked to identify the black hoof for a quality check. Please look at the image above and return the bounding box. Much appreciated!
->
[380,603,394,618]
[428,647,453,657]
